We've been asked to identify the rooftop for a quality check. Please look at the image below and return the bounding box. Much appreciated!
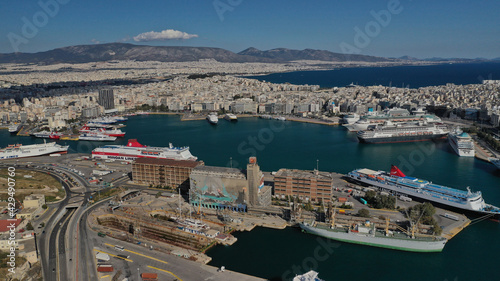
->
[193,165,246,176]
[134,157,202,168]
[274,169,334,180]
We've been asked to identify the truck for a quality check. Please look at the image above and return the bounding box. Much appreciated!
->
[97,265,114,272]
[95,252,110,262]
[141,273,158,280]
[399,195,412,202]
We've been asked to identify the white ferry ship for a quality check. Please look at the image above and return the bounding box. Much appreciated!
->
[92,139,197,161]
[223,113,238,121]
[347,165,500,216]
[448,128,474,157]
[357,121,449,144]
[207,113,218,125]
[0,141,69,160]
[79,133,117,142]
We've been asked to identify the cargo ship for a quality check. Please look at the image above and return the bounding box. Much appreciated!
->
[0,141,68,160]
[92,139,197,161]
[300,209,446,252]
[347,165,500,216]
[448,128,474,157]
[357,121,449,144]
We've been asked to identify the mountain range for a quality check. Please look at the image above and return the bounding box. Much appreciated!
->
[0,43,395,64]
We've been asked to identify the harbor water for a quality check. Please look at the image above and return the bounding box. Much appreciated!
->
[2,114,500,280]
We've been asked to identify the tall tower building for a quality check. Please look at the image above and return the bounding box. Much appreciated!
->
[246,157,263,206]
[98,89,115,109]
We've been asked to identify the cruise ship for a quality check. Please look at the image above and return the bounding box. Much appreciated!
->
[92,139,197,161]
[207,113,218,125]
[8,124,22,134]
[79,133,117,142]
[347,165,500,216]
[448,128,474,157]
[223,113,238,121]
[357,121,449,144]
[344,108,441,132]
[0,141,69,160]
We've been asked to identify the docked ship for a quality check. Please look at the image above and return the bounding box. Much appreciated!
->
[79,133,117,142]
[207,113,218,125]
[347,165,500,216]
[8,124,22,134]
[92,139,197,161]
[260,114,272,119]
[448,128,474,157]
[357,121,449,144]
[88,116,127,125]
[293,270,324,281]
[489,158,500,170]
[0,141,69,160]
[300,216,447,252]
[223,113,238,121]
[32,131,62,140]
[80,126,125,137]
[344,108,441,132]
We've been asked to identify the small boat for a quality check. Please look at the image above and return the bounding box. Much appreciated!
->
[207,113,218,125]
[223,113,238,122]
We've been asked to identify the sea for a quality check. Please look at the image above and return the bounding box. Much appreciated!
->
[1,63,500,281]
[245,62,500,88]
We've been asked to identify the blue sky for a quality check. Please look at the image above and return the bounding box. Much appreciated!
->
[1,0,499,58]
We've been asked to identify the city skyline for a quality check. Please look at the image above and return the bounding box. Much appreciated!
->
[1,0,499,59]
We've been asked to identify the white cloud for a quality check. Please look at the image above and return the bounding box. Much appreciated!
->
[91,39,101,44]
[133,29,198,42]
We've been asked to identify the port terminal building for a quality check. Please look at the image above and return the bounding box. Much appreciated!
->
[274,169,334,202]
[189,157,272,212]
[132,158,204,191]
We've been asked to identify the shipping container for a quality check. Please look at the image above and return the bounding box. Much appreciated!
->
[97,265,114,272]
[141,273,158,280]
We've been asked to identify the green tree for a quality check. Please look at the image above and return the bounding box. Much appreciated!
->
[303,201,314,211]
[155,191,162,198]
[358,208,370,218]
[26,222,34,230]
[42,204,47,209]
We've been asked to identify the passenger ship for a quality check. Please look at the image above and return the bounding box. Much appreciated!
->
[347,165,500,216]
[0,141,69,160]
[92,139,197,161]
[357,121,449,144]
[448,128,474,157]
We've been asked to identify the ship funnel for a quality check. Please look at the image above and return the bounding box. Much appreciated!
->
[390,165,406,177]
[127,139,145,147]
